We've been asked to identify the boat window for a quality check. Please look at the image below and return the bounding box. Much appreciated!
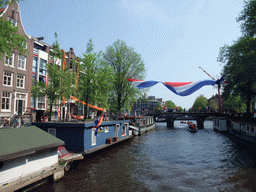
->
[48,128,56,136]
[61,148,69,155]
[105,126,109,133]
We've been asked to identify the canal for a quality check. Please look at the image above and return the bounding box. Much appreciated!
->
[27,121,256,192]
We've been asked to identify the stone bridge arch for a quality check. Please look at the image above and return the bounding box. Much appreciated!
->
[159,112,230,129]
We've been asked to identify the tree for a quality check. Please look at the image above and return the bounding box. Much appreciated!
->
[208,100,218,112]
[218,35,256,115]
[78,39,112,118]
[222,94,247,113]
[165,100,176,109]
[192,95,208,112]
[237,0,256,37]
[177,106,184,113]
[0,0,27,59]
[103,39,146,115]
[155,102,163,113]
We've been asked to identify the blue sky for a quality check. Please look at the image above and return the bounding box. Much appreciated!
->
[19,0,244,109]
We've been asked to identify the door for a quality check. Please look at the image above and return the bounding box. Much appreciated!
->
[17,100,23,115]
[115,124,120,137]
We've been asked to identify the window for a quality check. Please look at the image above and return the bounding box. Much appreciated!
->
[21,41,27,49]
[32,74,36,85]
[9,17,17,27]
[91,128,96,146]
[48,128,56,137]
[38,97,45,109]
[105,126,109,133]
[1,92,11,111]
[33,57,37,73]
[39,59,47,75]
[31,97,35,108]
[3,71,13,86]
[5,53,15,67]
[17,74,25,88]
[18,55,26,70]
[122,123,128,136]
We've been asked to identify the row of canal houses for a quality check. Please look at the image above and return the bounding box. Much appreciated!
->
[0,1,98,125]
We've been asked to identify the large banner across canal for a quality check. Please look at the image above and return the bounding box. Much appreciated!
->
[127,77,225,96]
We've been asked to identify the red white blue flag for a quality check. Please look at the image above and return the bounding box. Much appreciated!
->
[127,79,159,89]
[127,78,224,96]
[94,113,104,136]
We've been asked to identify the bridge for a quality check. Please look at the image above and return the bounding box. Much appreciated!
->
[156,112,231,129]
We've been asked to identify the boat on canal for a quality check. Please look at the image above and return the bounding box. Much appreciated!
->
[129,116,155,136]
[58,146,83,171]
[180,121,197,132]
[228,120,256,148]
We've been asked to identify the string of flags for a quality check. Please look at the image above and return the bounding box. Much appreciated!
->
[127,77,225,96]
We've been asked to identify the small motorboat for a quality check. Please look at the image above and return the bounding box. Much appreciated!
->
[187,122,198,132]
[58,146,83,171]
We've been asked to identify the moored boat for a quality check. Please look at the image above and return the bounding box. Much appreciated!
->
[58,146,83,171]
[129,116,155,136]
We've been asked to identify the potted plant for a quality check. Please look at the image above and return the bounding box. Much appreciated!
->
[106,137,112,144]
[113,136,118,142]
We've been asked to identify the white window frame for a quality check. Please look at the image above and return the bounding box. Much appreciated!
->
[3,71,13,87]
[91,128,96,146]
[1,92,12,112]
[4,53,15,68]
[18,55,26,70]
[105,126,109,133]
[37,96,46,109]
[48,128,56,137]
[16,74,25,89]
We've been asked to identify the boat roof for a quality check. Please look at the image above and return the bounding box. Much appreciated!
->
[0,126,65,161]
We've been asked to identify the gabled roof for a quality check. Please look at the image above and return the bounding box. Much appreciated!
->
[0,126,65,161]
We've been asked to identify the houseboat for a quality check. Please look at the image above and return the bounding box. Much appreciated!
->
[33,120,133,155]
[129,116,155,136]
[0,126,65,192]
[228,121,256,148]
[213,117,230,132]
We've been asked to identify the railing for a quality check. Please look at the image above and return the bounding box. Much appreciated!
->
[0,108,32,128]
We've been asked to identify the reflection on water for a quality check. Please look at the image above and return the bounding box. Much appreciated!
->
[30,121,256,192]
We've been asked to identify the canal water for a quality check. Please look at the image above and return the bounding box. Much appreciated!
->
[28,121,256,192]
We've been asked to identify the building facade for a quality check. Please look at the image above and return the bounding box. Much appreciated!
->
[0,2,32,123]
[0,2,99,123]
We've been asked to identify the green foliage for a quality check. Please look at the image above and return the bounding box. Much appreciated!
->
[155,102,163,113]
[78,39,113,118]
[218,35,256,114]
[0,18,27,59]
[223,94,247,113]
[165,100,176,109]
[237,0,256,37]
[192,95,208,112]
[103,39,146,115]
[208,100,218,112]
[0,0,26,59]
[177,106,184,113]
[218,0,256,115]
